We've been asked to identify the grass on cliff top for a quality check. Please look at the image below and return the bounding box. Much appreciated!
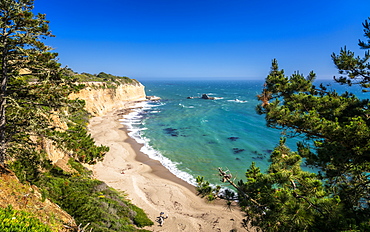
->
[22,69,139,89]
[73,71,139,85]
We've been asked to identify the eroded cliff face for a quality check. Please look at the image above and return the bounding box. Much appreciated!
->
[46,81,146,165]
[69,82,146,116]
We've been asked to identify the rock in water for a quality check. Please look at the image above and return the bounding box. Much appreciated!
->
[201,94,215,100]
[201,94,210,99]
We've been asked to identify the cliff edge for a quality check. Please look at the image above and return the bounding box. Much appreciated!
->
[69,81,147,116]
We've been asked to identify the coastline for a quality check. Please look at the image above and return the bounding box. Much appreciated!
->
[123,126,196,193]
[88,107,249,231]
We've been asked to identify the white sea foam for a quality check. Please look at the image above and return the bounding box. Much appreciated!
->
[140,144,196,185]
[227,99,248,103]
[119,101,197,186]
[179,103,195,109]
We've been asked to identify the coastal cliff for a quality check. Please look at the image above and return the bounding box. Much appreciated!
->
[47,81,146,165]
[0,75,153,231]
[69,82,146,116]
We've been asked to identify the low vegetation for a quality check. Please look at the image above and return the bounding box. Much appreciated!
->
[0,165,73,231]
[0,205,52,232]
[36,162,153,231]
[0,1,153,231]
[72,71,139,87]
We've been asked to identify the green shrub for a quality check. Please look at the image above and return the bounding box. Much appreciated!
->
[37,170,153,232]
[195,176,221,201]
[67,158,92,176]
[73,71,138,86]
[130,204,154,227]
[50,105,110,165]
[8,149,52,183]
[0,205,52,232]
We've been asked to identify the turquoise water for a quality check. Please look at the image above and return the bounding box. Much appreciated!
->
[120,79,363,186]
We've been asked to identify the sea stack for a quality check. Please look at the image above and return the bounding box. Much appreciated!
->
[201,94,215,100]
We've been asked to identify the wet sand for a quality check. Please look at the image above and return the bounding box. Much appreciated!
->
[89,109,249,231]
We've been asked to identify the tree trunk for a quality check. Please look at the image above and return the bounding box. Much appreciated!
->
[0,30,8,164]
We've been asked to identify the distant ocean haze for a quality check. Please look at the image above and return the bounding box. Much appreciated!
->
[120,79,358,186]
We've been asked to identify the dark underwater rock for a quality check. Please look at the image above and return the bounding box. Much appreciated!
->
[228,137,239,141]
[163,128,179,137]
[233,148,245,154]
[252,156,264,160]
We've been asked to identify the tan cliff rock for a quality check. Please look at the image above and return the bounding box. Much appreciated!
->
[1,78,148,230]
[46,81,146,166]
[69,82,147,116]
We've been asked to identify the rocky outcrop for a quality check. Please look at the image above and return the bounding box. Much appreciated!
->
[146,95,161,101]
[69,82,146,116]
[201,94,215,100]
[187,94,216,100]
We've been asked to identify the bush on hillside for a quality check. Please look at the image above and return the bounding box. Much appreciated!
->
[0,205,52,232]
[37,165,153,232]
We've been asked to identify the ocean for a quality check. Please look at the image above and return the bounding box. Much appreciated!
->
[120,79,366,186]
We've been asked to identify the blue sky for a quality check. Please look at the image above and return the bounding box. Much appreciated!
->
[34,0,370,81]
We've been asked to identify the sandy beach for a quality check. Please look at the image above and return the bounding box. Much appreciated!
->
[88,107,250,231]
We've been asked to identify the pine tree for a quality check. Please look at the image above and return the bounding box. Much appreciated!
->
[332,17,370,88]
[0,1,109,183]
[0,0,56,163]
[218,17,370,231]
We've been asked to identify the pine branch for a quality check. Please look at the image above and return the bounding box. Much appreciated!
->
[289,179,326,216]
[218,167,265,209]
